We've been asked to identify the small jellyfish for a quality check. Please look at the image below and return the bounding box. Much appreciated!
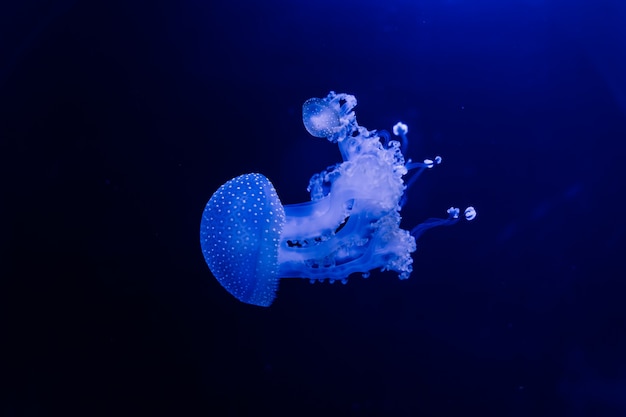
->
[200,91,476,307]
[302,97,341,138]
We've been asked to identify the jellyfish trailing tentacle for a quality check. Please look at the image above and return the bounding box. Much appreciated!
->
[200,91,477,307]
[393,121,409,154]
[410,206,477,241]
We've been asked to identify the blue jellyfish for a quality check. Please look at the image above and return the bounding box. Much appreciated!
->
[200,92,476,307]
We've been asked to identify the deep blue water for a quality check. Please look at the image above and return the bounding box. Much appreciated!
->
[1,1,625,416]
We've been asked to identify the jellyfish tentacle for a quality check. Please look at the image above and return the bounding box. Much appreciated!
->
[410,206,477,240]
[403,155,443,196]
[393,122,409,154]
[464,206,477,221]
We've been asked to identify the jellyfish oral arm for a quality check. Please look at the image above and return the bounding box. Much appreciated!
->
[276,194,416,282]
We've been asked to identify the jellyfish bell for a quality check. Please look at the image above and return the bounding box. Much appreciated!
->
[200,173,285,307]
[302,97,341,138]
[200,91,476,307]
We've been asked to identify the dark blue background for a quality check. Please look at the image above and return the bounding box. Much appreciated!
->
[1,1,625,416]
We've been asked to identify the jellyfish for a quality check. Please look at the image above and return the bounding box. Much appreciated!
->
[200,91,476,307]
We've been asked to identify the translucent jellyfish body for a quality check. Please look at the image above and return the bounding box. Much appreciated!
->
[200,91,476,307]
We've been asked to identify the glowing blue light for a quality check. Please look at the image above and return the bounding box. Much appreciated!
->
[200,91,476,307]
